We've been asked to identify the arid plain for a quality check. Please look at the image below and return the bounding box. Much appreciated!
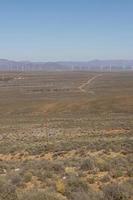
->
[0,71,133,200]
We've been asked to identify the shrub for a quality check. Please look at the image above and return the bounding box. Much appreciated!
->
[108,157,128,171]
[0,177,18,200]
[65,175,89,199]
[65,167,78,176]
[102,183,130,200]
[97,160,109,172]
[127,168,133,177]
[87,175,96,184]
[69,190,103,200]
[56,179,65,194]
[18,190,67,200]
[52,161,64,173]
[9,173,22,186]
[100,174,111,183]
[80,157,96,171]
[109,170,124,179]
[23,172,32,183]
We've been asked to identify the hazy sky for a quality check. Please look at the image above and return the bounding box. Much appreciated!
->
[0,0,133,61]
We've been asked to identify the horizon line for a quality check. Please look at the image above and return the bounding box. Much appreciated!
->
[1,58,133,63]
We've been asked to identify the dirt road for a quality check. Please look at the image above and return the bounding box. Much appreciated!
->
[78,74,102,93]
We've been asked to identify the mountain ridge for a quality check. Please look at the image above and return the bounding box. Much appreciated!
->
[0,59,133,71]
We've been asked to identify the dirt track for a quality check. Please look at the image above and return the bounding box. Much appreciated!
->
[78,74,102,92]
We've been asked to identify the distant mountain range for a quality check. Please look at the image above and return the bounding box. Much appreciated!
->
[0,59,133,71]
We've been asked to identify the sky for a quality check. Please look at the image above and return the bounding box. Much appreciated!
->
[0,0,133,61]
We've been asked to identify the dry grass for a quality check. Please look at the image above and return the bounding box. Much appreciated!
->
[0,71,133,199]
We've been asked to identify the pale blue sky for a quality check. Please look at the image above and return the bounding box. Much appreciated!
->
[0,0,133,61]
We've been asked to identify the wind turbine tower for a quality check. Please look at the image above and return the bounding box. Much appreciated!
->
[109,64,112,72]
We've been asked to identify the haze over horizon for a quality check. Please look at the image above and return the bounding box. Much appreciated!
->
[0,0,133,61]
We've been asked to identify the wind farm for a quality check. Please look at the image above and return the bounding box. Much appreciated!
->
[0,0,133,199]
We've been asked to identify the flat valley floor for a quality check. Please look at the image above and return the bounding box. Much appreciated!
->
[0,71,133,200]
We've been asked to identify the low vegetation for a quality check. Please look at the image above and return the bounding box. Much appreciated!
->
[0,71,133,199]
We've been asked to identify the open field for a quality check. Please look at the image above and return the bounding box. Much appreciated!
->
[0,71,133,200]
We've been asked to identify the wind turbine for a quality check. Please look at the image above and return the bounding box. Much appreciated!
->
[109,64,112,72]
